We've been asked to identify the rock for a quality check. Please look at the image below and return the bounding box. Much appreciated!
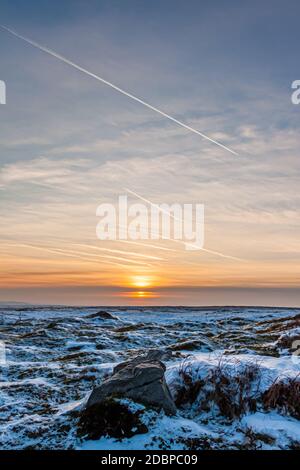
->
[87,310,118,320]
[113,349,172,374]
[85,350,176,416]
[113,322,145,333]
[145,348,173,362]
[170,338,212,352]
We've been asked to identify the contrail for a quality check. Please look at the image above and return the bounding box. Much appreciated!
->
[183,242,245,261]
[125,187,245,262]
[0,24,238,156]
[72,243,164,261]
[117,239,177,252]
[125,187,190,224]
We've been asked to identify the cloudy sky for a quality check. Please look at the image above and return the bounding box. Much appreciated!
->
[0,0,299,306]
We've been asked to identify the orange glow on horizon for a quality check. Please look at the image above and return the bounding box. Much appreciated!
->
[120,290,159,300]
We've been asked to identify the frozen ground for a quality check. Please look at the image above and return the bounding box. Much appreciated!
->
[0,306,299,449]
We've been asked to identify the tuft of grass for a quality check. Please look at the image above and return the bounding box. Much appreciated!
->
[175,360,204,406]
[262,375,300,419]
[175,357,262,420]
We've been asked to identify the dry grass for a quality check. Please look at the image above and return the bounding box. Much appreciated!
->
[175,360,204,406]
[175,357,262,420]
[262,375,300,419]
[176,354,300,426]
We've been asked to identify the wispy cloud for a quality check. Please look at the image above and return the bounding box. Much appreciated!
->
[0,2,299,304]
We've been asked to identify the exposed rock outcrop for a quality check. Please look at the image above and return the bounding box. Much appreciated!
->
[85,349,176,416]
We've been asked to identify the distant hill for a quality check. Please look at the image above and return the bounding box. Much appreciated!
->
[0,301,32,307]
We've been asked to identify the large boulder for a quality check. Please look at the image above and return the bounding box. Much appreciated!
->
[85,350,176,416]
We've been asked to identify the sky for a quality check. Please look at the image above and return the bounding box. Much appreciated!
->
[0,0,299,306]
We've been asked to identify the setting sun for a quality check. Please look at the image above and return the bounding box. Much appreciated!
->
[119,275,160,301]
[131,275,153,289]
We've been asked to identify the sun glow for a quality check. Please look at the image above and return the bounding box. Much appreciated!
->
[132,291,155,299]
[117,275,160,301]
[131,275,153,289]
[120,290,158,300]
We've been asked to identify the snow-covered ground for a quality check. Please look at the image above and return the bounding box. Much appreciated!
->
[0,306,299,449]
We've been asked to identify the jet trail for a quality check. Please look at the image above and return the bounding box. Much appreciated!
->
[0,24,238,156]
[125,188,245,262]
[72,243,164,261]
